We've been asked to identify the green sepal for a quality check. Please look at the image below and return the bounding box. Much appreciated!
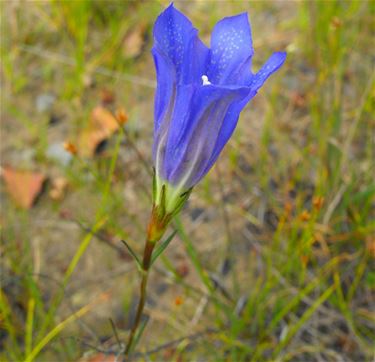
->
[171,187,193,217]
[152,167,157,201]
[159,184,167,217]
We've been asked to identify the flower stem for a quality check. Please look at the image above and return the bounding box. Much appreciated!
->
[124,238,155,356]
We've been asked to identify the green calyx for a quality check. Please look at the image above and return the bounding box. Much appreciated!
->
[149,171,192,241]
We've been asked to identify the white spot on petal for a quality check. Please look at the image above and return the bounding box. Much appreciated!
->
[201,75,211,86]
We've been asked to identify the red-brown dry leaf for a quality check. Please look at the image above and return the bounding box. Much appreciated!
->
[78,106,120,157]
[100,88,115,105]
[1,167,46,209]
[366,236,375,258]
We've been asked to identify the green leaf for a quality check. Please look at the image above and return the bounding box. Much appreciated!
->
[121,240,141,268]
[272,285,335,358]
[130,315,149,354]
[365,271,375,288]
[151,230,177,265]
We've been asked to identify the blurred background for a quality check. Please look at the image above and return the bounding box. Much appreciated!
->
[1,1,374,361]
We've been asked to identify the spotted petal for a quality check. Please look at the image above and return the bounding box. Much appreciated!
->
[249,51,286,91]
[153,4,209,84]
[208,13,253,85]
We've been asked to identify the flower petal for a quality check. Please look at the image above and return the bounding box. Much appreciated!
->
[159,84,250,188]
[152,4,287,193]
[153,4,192,70]
[153,3,208,83]
[153,84,195,182]
[180,34,210,85]
[249,51,286,91]
[152,47,177,134]
[199,53,287,179]
[208,13,253,85]
[153,4,210,137]
[198,90,257,182]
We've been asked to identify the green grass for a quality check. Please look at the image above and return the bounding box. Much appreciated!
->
[1,0,374,361]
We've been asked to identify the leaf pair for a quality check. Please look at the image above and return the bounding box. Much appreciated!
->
[121,230,177,269]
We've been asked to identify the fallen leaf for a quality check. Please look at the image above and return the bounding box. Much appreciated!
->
[49,177,68,201]
[122,24,145,59]
[78,106,120,157]
[91,106,120,136]
[1,167,46,209]
[78,128,107,158]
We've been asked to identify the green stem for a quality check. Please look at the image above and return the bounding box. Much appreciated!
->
[124,239,155,356]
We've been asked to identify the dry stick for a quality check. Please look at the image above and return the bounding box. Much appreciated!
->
[130,327,217,360]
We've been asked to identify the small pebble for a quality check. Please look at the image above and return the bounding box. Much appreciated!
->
[36,93,55,113]
[46,142,72,166]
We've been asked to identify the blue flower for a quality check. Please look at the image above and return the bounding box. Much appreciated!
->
[152,4,286,212]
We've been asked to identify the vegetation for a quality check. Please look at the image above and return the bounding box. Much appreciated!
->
[1,1,373,361]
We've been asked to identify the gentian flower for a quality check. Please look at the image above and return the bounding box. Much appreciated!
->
[126,7,286,352]
[151,3,286,222]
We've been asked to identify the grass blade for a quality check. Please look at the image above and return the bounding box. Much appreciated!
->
[25,298,35,358]
[25,292,109,362]
[272,285,335,358]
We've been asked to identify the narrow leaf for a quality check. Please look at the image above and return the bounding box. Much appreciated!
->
[131,315,149,353]
[272,285,335,358]
[121,240,141,268]
[151,230,177,265]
